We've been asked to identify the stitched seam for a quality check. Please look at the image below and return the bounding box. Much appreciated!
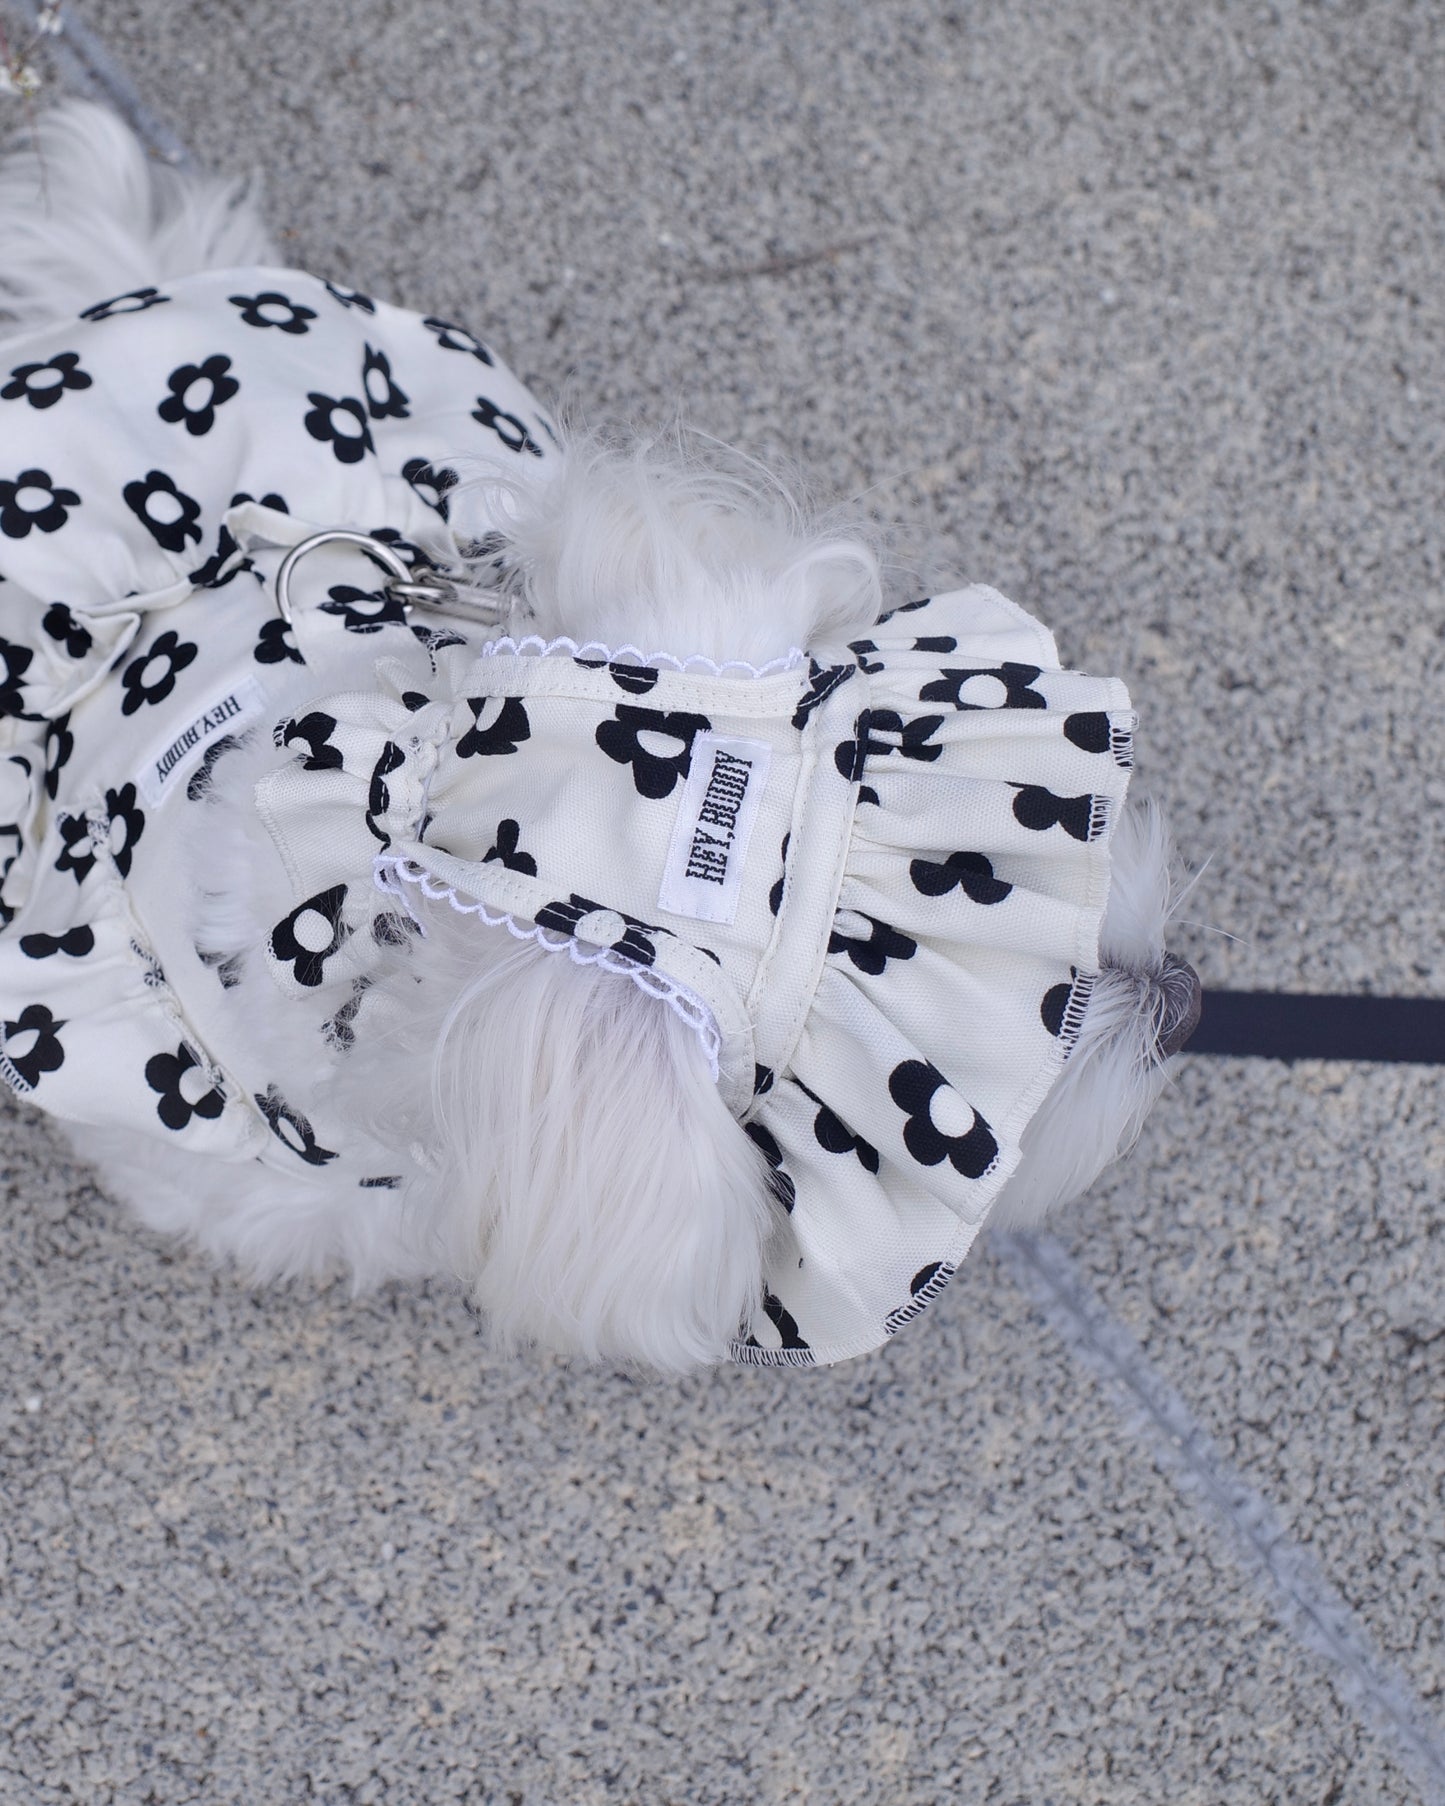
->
[373,853,723,1079]
[480,633,806,678]
[728,1341,818,1369]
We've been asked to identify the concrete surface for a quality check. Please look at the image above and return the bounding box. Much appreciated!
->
[1,0,1442,1801]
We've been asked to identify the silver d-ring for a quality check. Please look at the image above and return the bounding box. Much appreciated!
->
[274,529,415,626]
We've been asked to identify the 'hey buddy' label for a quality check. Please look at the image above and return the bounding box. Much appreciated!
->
[658,733,771,926]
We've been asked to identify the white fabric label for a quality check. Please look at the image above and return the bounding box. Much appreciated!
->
[658,733,772,926]
[136,674,268,808]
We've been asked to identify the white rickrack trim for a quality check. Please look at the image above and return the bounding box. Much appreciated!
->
[372,854,724,1079]
[479,632,806,678]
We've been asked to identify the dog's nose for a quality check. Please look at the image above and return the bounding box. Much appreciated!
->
[1156,953,1203,1057]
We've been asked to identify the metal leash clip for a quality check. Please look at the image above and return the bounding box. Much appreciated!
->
[274,528,508,627]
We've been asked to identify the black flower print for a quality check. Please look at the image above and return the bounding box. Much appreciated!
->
[3,352,91,409]
[595,704,711,799]
[254,616,303,667]
[55,812,97,884]
[19,925,94,959]
[422,315,494,364]
[920,661,1046,712]
[795,1080,879,1174]
[122,470,203,553]
[828,909,918,976]
[361,345,410,419]
[319,582,407,634]
[1,1003,66,1091]
[768,833,790,917]
[1064,710,1133,767]
[271,884,351,989]
[1041,970,1088,1040]
[0,469,80,538]
[743,1291,809,1355]
[534,894,660,967]
[833,709,945,782]
[847,638,883,674]
[186,734,243,802]
[1011,784,1103,842]
[278,711,342,771]
[573,658,661,697]
[101,783,146,879]
[753,1064,775,1097]
[457,695,531,758]
[792,660,853,727]
[884,1261,957,1335]
[875,596,932,624]
[325,280,376,313]
[402,457,458,519]
[157,355,239,436]
[145,1042,225,1131]
[744,1121,796,1212]
[190,490,287,589]
[365,742,405,844]
[323,978,371,1053]
[229,290,317,333]
[43,713,73,799]
[120,629,199,716]
[80,287,169,322]
[0,638,33,718]
[484,818,537,876]
[909,850,1013,906]
[303,392,374,464]
[471,396,543,457]
[254,1084,338,1166]
[888,1059,998,1179]
[913,635,957,653]
[42,603,92,660]
[196,946,245,991]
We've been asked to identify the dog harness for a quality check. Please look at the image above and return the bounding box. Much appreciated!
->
[0,268,1135,1365]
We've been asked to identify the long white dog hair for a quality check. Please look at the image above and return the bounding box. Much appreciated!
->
[2,101,1190,1369]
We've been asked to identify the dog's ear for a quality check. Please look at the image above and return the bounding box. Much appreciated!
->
[353,905,776,1370]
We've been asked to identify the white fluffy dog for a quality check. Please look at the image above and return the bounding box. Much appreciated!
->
[0,102,1198,1371]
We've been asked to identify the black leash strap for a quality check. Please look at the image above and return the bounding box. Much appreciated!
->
[1189,992,1445,1065]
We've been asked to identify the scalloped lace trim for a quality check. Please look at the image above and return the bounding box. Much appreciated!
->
[479,632,806,678]
[373,854,722,1078]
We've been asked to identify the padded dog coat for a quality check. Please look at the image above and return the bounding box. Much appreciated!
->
[0,268,1135,1365]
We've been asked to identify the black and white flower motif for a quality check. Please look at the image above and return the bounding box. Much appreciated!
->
[595,704,711,799]
[574,658,661,697]
[303,392,374,464]
[1064,710,1133,767]
[847,638,884,674]
[471,396,543,456]
[324,281,376,313]
[121,629,199,716]
[323,978,371,1053]
[122,469,203,552]
[1011,784,1101,842]
[229,290,317,333]
[319,583,407,634]
[80,287,169,322]
[101,783,146,879]
[884,1260,957,1335]
[744,1121,797,1212]
[919,663,1047,711]
[402,457,458,519]
[3,352,92,409]
[157,355,239,435]
[457,695,531,758]
[365,742,405,844]
[743,1290,810,1355]
[254,616,303,666]
[254,1084,338,1166]
[888,1059,998,1178]
[0,638,33,717]
[196,946,245,990]
[833,709,945,782]
[42,603,92,660]
[484,818,537,876]
[270,884,351,989]
[186,734,243,802]
[828,909,917,975]
[54,811,97,885]
[43,713,73,798]
[1041,970,1079,1038]
[792,660,853,727]
[795,1080,880,1173]
[19,925,94,959]
[875,596,932,624]
[278,711,342,771]
[753,1064,775,1097]
[909,850,1013,906]
[768,832,790,918]
[913,635,958,653]
[1,1003,66,1090]
[189,489,287,589]
[0,469,80,538]
[534,893,660,966]
[361,345,410,419]
[422,315,494,363]
[145,1042,225,1131]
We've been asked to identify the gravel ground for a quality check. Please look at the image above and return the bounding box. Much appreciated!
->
[1,1,1442,1801]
